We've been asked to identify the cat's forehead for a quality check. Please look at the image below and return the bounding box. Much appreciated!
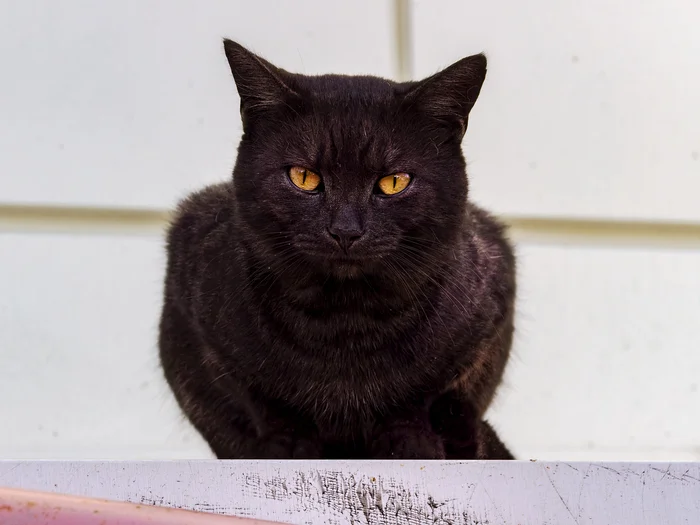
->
[279,74,420,171]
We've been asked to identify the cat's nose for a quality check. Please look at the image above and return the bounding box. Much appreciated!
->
[329,206,364,252]
[327,226,364,252]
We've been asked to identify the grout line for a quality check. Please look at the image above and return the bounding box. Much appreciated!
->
[1,204,700,249]
[0,205,169,236]
[393,0,413,81]
[507,217,700,250]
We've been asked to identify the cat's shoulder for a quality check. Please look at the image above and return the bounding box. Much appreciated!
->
[166,182,235,251]
[172,181,235,224]
[466,202,515,268]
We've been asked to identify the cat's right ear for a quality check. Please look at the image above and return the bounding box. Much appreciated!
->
[223,39,299,129]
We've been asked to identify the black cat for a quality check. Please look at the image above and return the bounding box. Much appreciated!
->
[159,40,516,459]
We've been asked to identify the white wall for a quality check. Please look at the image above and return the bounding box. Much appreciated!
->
[1,0,698,460]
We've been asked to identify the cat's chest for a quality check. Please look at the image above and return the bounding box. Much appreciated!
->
[248,315,446,417]
[272,347,423,419]
[204,260,464,414]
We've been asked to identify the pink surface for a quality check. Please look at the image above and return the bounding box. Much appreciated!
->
[0,487,285,525]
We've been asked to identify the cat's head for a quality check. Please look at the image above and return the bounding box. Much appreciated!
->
[224,40,486,280]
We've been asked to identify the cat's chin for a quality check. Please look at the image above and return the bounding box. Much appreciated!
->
[327,260,365,280]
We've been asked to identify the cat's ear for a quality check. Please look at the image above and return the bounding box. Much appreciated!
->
[223,39,299,128]
[404,54,487,138]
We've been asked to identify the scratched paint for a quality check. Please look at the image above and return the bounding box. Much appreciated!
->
[0,461,698,524]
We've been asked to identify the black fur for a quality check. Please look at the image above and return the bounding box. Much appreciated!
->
[158,40,516,459]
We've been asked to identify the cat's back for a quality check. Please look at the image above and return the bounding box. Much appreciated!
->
[168,181,235,241]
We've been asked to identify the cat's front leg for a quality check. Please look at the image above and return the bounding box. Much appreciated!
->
[368,411,446,459]
[251,413,323,459]
[159,303,322,459]
[204,404,323,459]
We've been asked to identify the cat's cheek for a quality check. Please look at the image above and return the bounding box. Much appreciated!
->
[264,190,325,226]
[373,200,430,231]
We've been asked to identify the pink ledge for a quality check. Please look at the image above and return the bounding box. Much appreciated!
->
[0,487,285,525]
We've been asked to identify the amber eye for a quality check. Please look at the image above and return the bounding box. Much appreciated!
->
[377,172,411,195]
[288,166,322,192]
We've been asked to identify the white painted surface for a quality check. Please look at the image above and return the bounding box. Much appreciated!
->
[411,0,700,222]
[491,242,700,461]
[1,461,699,524]
[0,0,395,209]
[0,232,209,459]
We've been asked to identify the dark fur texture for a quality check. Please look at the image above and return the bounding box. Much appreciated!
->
[158,40,516,459]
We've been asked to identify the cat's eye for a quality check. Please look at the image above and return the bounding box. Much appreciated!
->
[377,173,411,195]
[289,166,322,192]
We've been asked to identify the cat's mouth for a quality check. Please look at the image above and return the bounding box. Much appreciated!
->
[323,255,370,279]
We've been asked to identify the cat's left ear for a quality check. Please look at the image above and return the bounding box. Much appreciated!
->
[404,54,487,138]
[223,39,299,129]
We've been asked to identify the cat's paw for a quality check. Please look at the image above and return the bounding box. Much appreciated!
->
[369,419,446,460]
[259,431,323,459]
[290,434,324,459]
